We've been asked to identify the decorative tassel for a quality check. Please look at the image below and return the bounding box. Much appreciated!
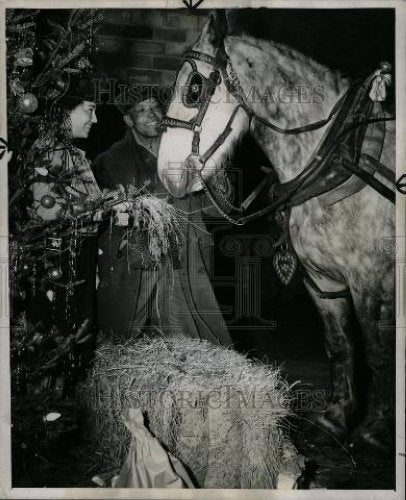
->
[369,62,392,102]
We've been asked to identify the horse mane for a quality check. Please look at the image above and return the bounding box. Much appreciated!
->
[224,33,348,111]
[220,34,349,180]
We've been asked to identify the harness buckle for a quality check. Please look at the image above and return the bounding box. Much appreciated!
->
[193,124,202,133]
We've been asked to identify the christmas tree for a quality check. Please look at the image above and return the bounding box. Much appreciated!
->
[6,9,104,485]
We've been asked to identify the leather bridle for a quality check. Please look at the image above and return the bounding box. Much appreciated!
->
[161,49,247,167]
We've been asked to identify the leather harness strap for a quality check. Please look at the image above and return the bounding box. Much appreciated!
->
[340,158,395,202]
[301,265,352,299]
[200,105,244,164]
[219,112,395,226]
[361,153,395,183]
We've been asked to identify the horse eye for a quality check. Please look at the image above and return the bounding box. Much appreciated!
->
[186,73,203,105]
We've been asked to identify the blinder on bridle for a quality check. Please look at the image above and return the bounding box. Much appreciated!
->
[182,58,222,108]
[160,49,243,159]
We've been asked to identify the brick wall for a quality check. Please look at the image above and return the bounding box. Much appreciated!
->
[95,9,209,89]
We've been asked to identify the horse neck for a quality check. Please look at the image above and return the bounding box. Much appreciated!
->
[226,36,349,183]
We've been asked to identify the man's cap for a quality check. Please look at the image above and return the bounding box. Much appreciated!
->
[114,85,161,115]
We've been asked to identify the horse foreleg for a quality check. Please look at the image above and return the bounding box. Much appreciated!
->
[304,284,357,437]
[350,273,395,451]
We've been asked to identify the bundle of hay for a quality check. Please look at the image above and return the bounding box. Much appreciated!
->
[80,336,302,489]
[127,192,182,261]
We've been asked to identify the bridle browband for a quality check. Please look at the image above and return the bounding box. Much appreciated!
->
[161,46,395,225]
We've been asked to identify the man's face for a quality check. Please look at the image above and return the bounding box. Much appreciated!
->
[69,101,97,139]
[127,98,163,138]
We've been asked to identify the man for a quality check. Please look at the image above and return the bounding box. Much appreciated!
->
[93,87,231,346]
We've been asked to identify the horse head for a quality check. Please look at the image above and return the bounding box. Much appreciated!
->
[157,12,250,198]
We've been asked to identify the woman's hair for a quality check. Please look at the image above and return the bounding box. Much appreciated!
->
[59,75,96,111]
[60,95,86,112]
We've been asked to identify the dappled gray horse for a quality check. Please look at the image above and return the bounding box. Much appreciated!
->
[157,15,395,451]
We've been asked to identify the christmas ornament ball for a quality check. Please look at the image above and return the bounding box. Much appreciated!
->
[55,78,66,91]
[48,267,63,281]
[40,194,56,208]
[18,93,38,114]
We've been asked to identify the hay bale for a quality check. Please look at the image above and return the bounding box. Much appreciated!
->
[80,335,299,489]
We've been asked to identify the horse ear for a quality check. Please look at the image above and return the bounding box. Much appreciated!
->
[210,10,228,46]
[198,10,228,49]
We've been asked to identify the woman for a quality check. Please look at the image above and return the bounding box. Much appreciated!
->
[30,76,101,347]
